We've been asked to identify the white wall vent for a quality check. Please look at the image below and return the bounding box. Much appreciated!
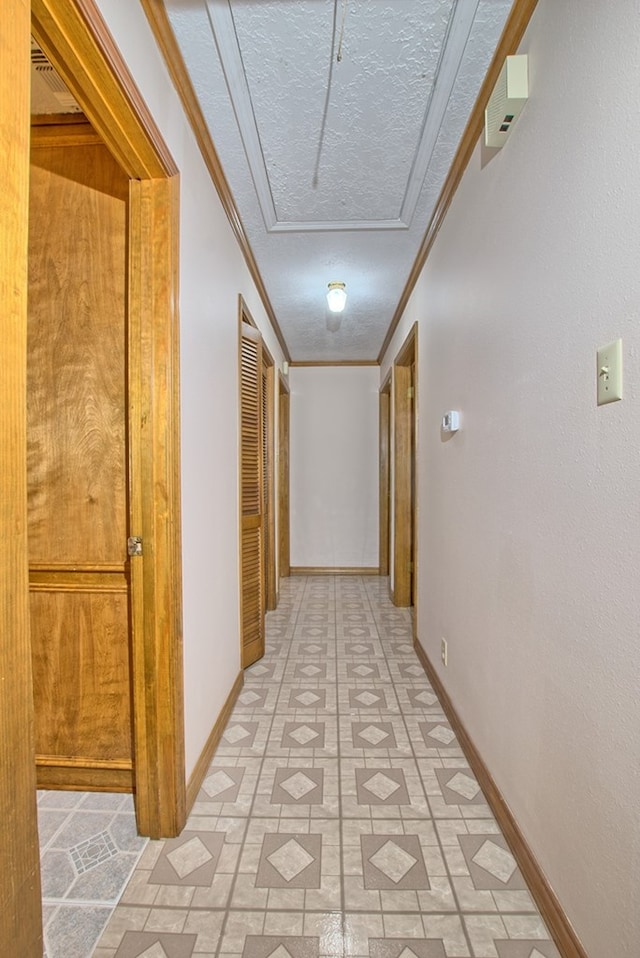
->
[485,54,528,148]
[30,38,82,114]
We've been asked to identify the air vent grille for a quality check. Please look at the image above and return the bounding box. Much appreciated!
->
[485,55,528,149]
[30,38,82,113]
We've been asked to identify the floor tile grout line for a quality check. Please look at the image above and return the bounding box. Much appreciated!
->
[362,576,529,955]
[361,576,477,949]
[391,589,477,951]
[363,576,425,930]
[335,575,347,944]
[38,794,149,957]
[88,574,559,958]
[212,575,308,957]
[38,798,136,856]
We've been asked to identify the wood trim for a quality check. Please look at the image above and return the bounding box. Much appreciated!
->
[379,385,391,577]
[263,360,277,611]
[413,640,588,958]
[394,322,418,367]
[0,4,43,953]
[392,365,412,607]
[139,0,290,362]
[290,567,380,577]
[239,306,266,669]
[32,0,186,842]
[31,112,91,125]
[185,671,244,816]
[29,570,128,594]
[392,325,418,611]
[30,118,103,149]
[36,756,133,770]
[289,360,380,367]
[36,759,134,794]
[29,562,125,573]
[239,294,258,329]
[36,760,134,793]
[31,0,177,178]
[278,375,291,579]
[129,176,186,838]
[377,0,540,363]
[279,371,291,395]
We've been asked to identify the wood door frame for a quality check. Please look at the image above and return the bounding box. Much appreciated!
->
[31,0,185,838]
[1,3,43,953]
[262,347,277,611]
[379,372,391,576]
[238,297,277,610]
[392,324,418,623]
[278,372,291,580]
[238,297,265,667]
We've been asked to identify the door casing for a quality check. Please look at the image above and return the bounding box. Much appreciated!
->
[391,324,418,636]
[262,347,277,611]
[278,372,291,581]
[0,3,43,953]
[379,372,391,576]
[31,0,185,839]
[239,298,265,668]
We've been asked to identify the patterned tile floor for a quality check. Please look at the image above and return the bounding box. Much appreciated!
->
[38,790,148,957]
[51,575,559,958]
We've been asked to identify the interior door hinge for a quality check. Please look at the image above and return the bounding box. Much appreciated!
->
[127,536,143,557]
[408,386,414,400]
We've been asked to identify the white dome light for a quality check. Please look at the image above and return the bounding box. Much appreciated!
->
[326,281,347,313]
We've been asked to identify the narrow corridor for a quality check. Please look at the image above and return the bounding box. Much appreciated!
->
[81,575,560,957]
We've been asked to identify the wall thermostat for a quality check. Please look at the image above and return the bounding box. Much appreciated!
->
[442,411,460,433]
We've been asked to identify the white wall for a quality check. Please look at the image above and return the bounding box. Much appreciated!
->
[95,1,284,778]
[382,2,640,955]
[290,366,379,569]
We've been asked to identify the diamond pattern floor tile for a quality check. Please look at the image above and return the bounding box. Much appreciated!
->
[47,575,562,958]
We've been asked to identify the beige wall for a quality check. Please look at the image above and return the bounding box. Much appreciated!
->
[289,366,379,569]
[95,0,285,778]
[382,1,640,954]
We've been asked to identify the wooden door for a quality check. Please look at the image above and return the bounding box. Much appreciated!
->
[278,374,291,579]
[28,137,134,790]
[26,1,186,840]
[379,377,391,576]
[392,325,418,610]
[240,321,265,667]
[262,356,277,611]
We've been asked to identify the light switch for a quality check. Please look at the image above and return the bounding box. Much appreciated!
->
[597,339,623,405]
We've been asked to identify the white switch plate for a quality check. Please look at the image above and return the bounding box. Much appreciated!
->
[597,339,623,405]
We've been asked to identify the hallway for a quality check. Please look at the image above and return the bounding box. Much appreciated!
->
[87,575,558,958]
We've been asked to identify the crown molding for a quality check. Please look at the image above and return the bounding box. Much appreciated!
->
[378,0,541,364]
[139,0,291,362]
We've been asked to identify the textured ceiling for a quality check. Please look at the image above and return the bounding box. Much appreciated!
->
[164,0,515,361]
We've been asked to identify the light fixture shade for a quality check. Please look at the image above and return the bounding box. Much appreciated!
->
[327,281,347,313]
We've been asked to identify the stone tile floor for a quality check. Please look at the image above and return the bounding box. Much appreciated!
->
[38,790,148,957]
[41,575,560,957]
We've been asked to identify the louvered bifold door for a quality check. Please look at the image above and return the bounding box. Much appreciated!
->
[240,323,265,667]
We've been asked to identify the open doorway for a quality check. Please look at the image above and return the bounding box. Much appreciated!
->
[30,0,185,839]
[278,371,291,582]
[379,372,391,576]
[391,324,418,633]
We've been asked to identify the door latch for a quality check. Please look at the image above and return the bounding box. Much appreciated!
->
[127,536,143,557]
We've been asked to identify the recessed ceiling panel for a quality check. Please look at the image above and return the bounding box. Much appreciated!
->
[165,0,516,359]
[230,0,452,226]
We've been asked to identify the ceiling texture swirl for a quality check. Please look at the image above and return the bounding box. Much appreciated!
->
[163,0,516,361]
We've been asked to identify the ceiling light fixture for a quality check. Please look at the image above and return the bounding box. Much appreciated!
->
[327,281,347,313]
